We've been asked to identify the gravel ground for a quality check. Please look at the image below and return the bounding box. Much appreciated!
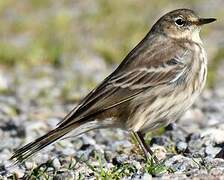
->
[0,1,223,179]
[0,58,224,179]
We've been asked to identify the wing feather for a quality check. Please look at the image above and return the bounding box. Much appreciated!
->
[58,35,192,127]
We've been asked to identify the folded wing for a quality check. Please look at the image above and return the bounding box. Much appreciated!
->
[58,35,192,128]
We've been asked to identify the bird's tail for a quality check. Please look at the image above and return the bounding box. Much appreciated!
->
[10,118,105,164]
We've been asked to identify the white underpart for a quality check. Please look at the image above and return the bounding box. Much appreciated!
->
[130,42,208,132]
[191,28,202,44]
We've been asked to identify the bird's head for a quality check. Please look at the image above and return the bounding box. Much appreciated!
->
[152,9,216,44]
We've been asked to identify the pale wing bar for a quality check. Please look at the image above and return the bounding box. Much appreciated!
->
[110,61,185,90]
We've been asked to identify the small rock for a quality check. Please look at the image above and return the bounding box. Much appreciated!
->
[111,140,133,151]
[210,167,224,176]
[54,171,75,180]
[71,139,83,150]
[205,145,221,157]
[82,135,96,146]
[151,145,167,161]
[35,153,50,164]
[131,174,143,179]
[11,168,25,179]
[112,155,128,166]
[165,123,177,131]
[186,133,201,142]
[25,162,35,170]
[62,147,76,156]
[188,168,208,177]
[165,155,199,172]
[142,173,152,180]
[187,138,204,155]
[80,144,91,151]
[150,136,169,146]
[132,161,142,170]
[165,130,186,142]
[0,165,6,176]
[0,175,7,180]
[75,145,95,160]
[15,125,26,138]
[176,141,187,153]
[201,129,224,144]
[104,151,114,162]
[0,149,11,161]
[215,148,224,159]
[204,157,224,168]
[52,158,61,170]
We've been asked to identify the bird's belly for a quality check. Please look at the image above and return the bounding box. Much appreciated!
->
[126,46,207,132]
[128,85,201,133]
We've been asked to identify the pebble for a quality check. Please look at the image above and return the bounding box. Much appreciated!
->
[176,141,187,153]
[210,167,224,176]
[62,147,76,155]
[187,138,203,153]
[205,145,221,157]
[71,139,83,150]
[150,136,169,146]
[142,173,152,180]
[151,145,167,161]
[201,129,224,144]
[112,155,128,166]
[52,158,61,170]
[165,155,199,172]
[204,157,224,168]
[10,168,25,179]
[54,171,75,180]
[165,123,177,131]
[186,133,201,142]
[25,162,35,170]
[104,151,114,162]
[0,175,7,180]
[215,148,224,159]
[164,130,186,142]
[75,145,95,160]
[132,161,142,171]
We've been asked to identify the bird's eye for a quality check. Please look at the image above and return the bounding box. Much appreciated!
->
[175,18,186,27]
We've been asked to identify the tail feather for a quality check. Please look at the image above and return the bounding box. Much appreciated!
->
[10,127,71,164]
[10,118,104,164]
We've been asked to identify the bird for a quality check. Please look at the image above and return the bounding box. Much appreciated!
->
[10,8,216,164]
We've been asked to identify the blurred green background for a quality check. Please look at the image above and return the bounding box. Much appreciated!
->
[0,0,223,88]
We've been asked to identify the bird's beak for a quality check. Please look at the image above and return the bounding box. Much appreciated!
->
[196,18,216,25]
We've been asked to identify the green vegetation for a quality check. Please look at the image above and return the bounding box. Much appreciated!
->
[0,0,222,87]
[84,160,137,179]
[0,0,221,68]
[144,157,172,176]
[82,152,171,179]
[207,48,224,88]
[22,160,55,179]
[20,158,79,179]
[20,152,171,179]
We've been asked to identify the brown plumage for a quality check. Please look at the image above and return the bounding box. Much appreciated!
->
[10,9,216,164]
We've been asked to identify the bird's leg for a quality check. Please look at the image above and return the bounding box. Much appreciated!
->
[132,131,159,164]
